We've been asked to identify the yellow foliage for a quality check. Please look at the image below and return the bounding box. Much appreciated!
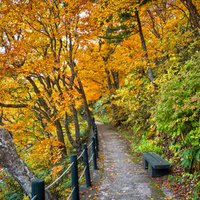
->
[51,166,63,178]
[23,196,30,200]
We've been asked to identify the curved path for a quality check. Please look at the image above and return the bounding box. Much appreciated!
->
[80,122,175,200]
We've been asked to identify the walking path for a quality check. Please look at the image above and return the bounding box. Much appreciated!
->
[80,122,176,200]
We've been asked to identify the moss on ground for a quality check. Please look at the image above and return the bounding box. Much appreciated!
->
[150,181,166,198]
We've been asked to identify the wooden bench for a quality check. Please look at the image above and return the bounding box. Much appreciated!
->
[141,151,172,177]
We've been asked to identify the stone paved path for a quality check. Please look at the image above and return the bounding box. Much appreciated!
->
[80,122,176,200]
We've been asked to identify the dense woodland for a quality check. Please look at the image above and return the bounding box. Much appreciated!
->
[0,0,199,199]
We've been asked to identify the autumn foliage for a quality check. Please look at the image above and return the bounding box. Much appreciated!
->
[0,0,200,199]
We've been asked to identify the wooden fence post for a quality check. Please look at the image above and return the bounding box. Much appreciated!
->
[82,144,91,187]
[94,133,98,159]
[70,154,80,200]
[93,123,97,133]
[96,130,99,152]
[31,180,45,200]
[92,117,95,124]
[92,137,97,170]
[93,120,99,154]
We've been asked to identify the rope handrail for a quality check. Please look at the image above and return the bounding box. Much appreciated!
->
[31,195,37,200]
[45,162,74,190]
[89,153,94,163]
[77,149,85,160]
[67,187,75,200]
[87,140,93,149]
[78,166,87,182]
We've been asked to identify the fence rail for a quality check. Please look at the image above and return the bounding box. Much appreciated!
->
[31,120,99,200]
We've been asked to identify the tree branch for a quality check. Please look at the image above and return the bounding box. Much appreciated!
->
[0,103,28,108]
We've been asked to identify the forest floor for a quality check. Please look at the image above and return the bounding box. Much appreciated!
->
[79,122,178,200]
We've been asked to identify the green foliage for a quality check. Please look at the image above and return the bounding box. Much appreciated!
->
[155,51,200,173]
[168,175,174,180]
[134,135,163,154]
[181,147,200,173]
[34,155,72,199]
[0,170,25,200]
[115,73,155,128]
[80,121,90,143]
[93,99,113,123]
[93,100,110,115]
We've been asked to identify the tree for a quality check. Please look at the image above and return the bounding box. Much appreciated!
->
[76,36,132,124]
[95,0,156,84]
[0,0,96,156]
[180,0,200,34]
[0,127,54,199]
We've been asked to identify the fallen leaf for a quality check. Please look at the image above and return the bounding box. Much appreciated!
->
[80,192,85,195]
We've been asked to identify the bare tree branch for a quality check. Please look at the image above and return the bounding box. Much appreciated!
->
[0,103,28,108]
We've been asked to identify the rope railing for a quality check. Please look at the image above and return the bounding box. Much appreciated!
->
[89,153,94,163]
[45,162,74,190]
[87,140,93,149]
[78,166,87,182]
[31,119,99,200]
[77,149,85,160]
[31,195,37,200]
[67,187,75,200]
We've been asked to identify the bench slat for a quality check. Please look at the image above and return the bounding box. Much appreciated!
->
[141,152,171,169]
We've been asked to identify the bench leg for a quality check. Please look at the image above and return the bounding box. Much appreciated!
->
[148,163,156,178]
[143,157,148,169]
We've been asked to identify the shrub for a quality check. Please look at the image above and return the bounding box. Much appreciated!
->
[155,51,200,173]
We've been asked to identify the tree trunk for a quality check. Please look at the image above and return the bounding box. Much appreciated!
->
[54,119,67,155]
[105,69,115,114]
[72,105,82,155]
[64,112,81,154]
[78,80,92,128]
[0,127,54,199]
[187,0,199,34]
[181,0,199,34]
[105,69,119,123]
[111,71,119,90]
[136,10,155,83]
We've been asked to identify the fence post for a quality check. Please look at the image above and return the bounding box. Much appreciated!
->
[92,119,99,154]
[94,128,99,152]
[70,154,80,200]
[31,180,45,200]
[94,133,98,159]
[92,117,95,124]
[93,123,97,133]
[82,144,91,187]
[92,137,97,170]
[92,117,96,132]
